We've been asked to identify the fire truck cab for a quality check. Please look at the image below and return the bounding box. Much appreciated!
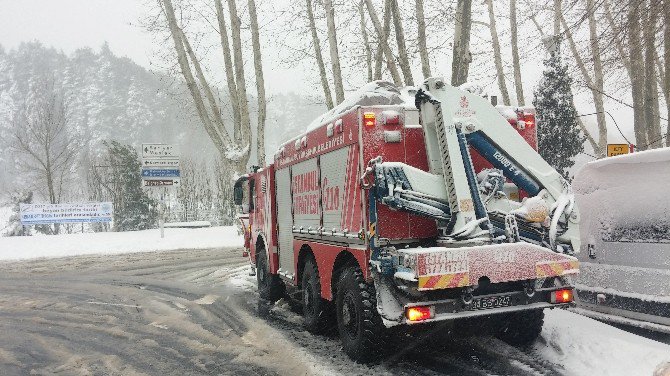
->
[234,79,580,362]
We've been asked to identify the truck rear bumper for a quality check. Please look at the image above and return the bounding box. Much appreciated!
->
[403,288,574,325]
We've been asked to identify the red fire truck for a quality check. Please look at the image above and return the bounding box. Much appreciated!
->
[234,80,580,362]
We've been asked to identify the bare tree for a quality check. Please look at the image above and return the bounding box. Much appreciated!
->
[249,0,267,165]
[586,0,608,154]
[324,0,345,104]
[628,0,648,149]
[214,0,241,133]
[12,77,79,234]
[510,0,525,105]
[665,0,670,146]
[643,1,663,148]
[306,0,335,109]
[159,0,254,174]
[416,0,432,78]
[486,0,510,105]
[360,1,373,82]
[365,0,403,85]
[391,0,414,86]
[559,11,606,156]
[227,0,252,144]
[452,0,473,86]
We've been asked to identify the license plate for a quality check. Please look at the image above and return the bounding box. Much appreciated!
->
[470,295,512,310]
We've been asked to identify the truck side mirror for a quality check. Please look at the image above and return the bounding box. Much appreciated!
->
[233,185,244,205]
[233,176,248,206]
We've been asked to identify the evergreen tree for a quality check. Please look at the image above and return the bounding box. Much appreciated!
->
[103,141,158,231]
[533,44,585,178]
[3,190,33,236]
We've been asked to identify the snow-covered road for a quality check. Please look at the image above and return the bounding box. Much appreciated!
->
[0,247,668,376]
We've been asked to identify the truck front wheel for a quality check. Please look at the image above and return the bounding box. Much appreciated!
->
[256,246,284,302]
[335,266,384,363]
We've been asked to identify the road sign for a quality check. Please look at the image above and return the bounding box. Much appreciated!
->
[142,143,178,158]
[607,144,631,157]
[20,202,113,225]
[142,158,180,168]
[143,179,180,187]
[141,169,180,178]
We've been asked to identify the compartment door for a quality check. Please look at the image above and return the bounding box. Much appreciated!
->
[275,167,294,275]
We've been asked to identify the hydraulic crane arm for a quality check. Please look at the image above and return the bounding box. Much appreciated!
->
[371,77,580,253]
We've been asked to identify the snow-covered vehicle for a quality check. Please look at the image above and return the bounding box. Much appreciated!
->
[573,148,670,331]
[234,79,580,362]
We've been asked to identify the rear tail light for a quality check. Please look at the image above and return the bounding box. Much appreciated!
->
[523,113,535,128]
[363,112,376,127]
[406,306,434,322]
[551,289,574,304]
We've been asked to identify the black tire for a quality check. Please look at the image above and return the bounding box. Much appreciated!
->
[301,258,333,333]
[256,246,284,302]
[495,309,545,346]
[335,266,385,363]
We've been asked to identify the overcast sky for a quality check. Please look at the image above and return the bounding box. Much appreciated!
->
[0,0,640,154]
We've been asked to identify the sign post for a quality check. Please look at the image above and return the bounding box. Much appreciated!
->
[141,143,180,238]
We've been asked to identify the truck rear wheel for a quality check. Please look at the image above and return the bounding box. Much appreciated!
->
[495,309,545,346]
[335,266,385,363]
[256,246,284,302]
[301,258,333,333]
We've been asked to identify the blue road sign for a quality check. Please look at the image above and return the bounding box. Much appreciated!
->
[141,169,180,178]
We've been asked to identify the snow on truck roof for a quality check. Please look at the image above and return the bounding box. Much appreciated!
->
[305,80,416,132]
[274,81,416,156]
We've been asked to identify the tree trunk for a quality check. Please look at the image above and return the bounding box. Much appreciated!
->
[665,0,670,146]
[365,0,403,85]
[391,0,414,86]
[560,13,605,157]
[248,0,266,166]
[306,0,334,109]
[553,0,561,36]
[510,0,524,106]
[228,0,251,147]
[324,0,345,104]
[373,0,391,80]
[451,0,473,86]
[603,0,632,79]
[643,1,662,149]
[628,0,648,149]
[486,0,510,105]
[214,0,240,134]
[586,0,608,154]
[360,1,373,82]
[161,0,228,158]
[416,0,431,78]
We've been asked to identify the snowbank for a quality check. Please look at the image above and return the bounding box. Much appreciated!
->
[540,309,670,376]
[0,225,243,261]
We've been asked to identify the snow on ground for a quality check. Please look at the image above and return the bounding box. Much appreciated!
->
[0,225,243,261]
[539,309,670,376]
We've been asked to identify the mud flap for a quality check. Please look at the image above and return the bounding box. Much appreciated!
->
[373,272,405,327]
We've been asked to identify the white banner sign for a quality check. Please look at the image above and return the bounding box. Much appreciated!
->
[20,202,113,225]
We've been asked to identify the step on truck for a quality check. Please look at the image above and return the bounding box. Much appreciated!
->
[234,78,580,362]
